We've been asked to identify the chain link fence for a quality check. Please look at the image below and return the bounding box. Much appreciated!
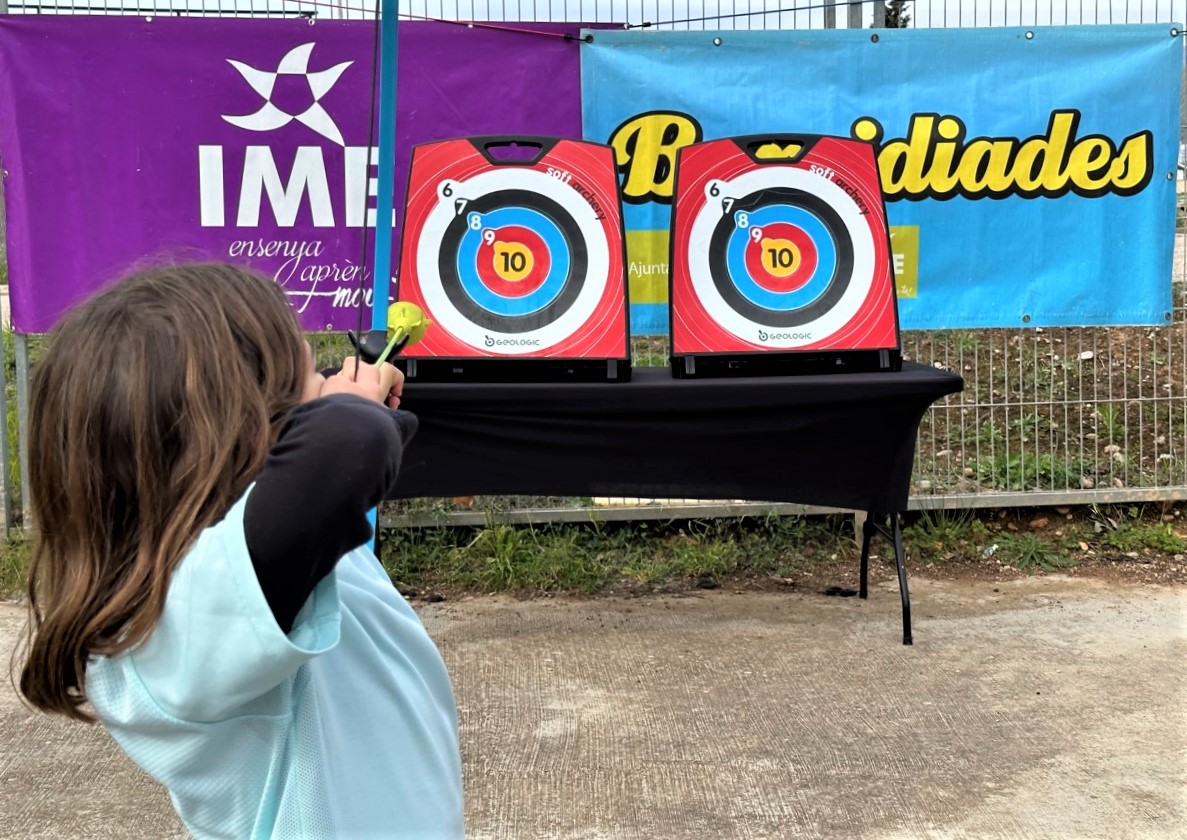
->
[1,0,1185,527]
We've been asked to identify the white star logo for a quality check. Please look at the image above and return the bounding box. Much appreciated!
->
[222,43,352,146]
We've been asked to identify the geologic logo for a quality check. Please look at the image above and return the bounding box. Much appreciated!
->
[758,329,813,342]
[485,336,542,347]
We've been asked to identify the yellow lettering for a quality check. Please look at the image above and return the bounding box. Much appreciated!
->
[854,109,1152,202]
[1109,133,1152,192]
[850,117,882,145]
[608,112,702,204]
[926,116,965,194]
[1012,111,1076,193]
[879,114,937,196]
[956,139,1015,194]
[1067,137,1113,192]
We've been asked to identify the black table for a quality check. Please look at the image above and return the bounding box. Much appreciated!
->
[392,362,964,644]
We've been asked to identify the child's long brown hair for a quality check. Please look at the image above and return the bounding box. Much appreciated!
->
[17,263,309,721]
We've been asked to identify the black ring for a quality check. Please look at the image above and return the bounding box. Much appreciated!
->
[437,189,588,334]
[706,187,855,328]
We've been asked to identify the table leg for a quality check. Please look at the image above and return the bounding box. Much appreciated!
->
[891,515,913,646]
[857,511,913,646]
[859,517,874,599]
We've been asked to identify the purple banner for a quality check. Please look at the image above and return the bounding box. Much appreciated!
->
[0,17,593,332]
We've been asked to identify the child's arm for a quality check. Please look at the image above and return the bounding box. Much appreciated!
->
[244,360,414,633]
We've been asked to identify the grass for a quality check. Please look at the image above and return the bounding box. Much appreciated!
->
[995,532,1075,573]
[1096,404,1126,444]
[902,507,988,557]
[0,504,1184,603]
[1104,522,1186,554]
[900,507,1084,572]
[3,328,18,515]
[975,451,1085,492]
[1,530,28,599]
[377,514,854,596]
[1090,504,1187,555]
[956,332,980,352]
[374,504,1186,595]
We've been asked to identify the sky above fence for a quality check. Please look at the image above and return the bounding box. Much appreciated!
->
[4,0,1185,30]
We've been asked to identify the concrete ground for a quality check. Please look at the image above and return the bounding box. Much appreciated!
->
[1,574,1185,839]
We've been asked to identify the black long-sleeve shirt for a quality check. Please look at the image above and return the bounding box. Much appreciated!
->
[243,394,417,632]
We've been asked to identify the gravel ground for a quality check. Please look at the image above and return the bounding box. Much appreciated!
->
[2,573,1185,840]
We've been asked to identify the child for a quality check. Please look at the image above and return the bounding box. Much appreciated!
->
[16,263,464,839]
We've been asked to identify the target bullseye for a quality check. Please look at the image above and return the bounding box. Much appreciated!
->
[742,221,817,293]
[683,166,875,348]
[444,194,579,330]
[453,203,570,320]
[475,225,551,297]
[397,136,630,380]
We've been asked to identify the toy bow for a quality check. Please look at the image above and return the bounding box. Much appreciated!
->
[349,0,431,366]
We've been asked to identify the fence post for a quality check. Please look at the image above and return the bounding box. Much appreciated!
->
[872,0,886,28]
[15,333,30,527]
[848,0,862,29]
[0,329,11,531]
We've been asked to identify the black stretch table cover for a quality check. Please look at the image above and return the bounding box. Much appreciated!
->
[392,362,964,512]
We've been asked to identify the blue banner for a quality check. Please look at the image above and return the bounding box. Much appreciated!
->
[581,25,1182,334]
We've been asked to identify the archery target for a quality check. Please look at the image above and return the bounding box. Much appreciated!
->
[416,169,609,355]
[687,167,876,350]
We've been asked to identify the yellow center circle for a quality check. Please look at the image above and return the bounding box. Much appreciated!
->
[493,242,535,282]
[761,237,801,278]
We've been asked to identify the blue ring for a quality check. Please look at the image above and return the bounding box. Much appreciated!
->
[724,205,837,312]
[455,207,570,316]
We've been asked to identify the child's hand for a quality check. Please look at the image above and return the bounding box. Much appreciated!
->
[320,357,405,409]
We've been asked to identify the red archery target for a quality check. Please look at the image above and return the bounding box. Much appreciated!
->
[669,135,899,358]
[398,137,628,364]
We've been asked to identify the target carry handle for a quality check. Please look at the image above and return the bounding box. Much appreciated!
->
[730,134,829,163]
[472,135,560,166]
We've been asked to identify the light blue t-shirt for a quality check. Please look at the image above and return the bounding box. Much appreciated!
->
[86,490,464,839]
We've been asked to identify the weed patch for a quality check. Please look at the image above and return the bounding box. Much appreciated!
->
[996,531,1075,572]
[1103,522,1186,554]
[903,508,988,559]
[0,529,28,598]
[3,329,18,513]
[975,452,1085,492]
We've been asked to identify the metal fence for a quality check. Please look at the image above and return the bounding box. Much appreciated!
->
[1,0,1185,528]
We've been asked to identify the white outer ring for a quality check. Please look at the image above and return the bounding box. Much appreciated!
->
[416,169,609,354]
[688,168,876,349]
